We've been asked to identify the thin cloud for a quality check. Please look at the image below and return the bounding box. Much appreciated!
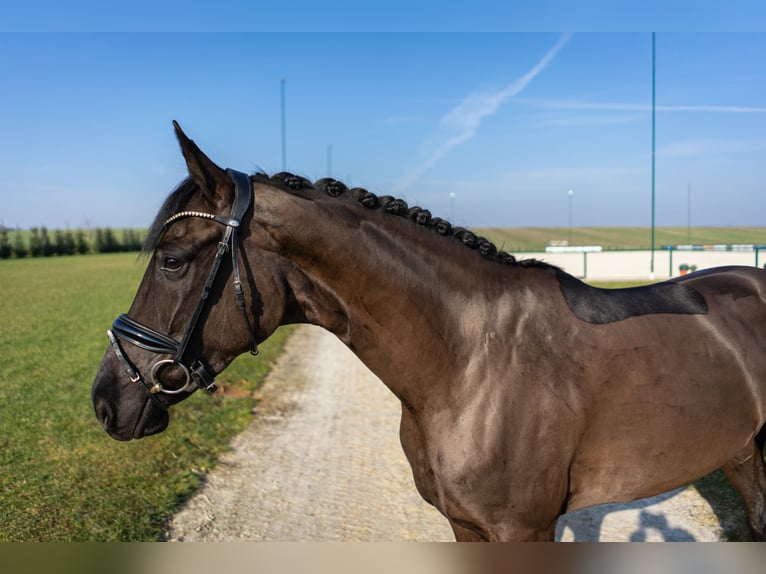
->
[659,137,766,158]
[511,97,766,114]
[394,33,572,194]
[510,165,644,181]
[534,114,642,128]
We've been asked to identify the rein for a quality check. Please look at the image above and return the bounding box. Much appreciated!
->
[107,169,257,408]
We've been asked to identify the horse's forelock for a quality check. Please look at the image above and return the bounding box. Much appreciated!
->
[142,177,200,255]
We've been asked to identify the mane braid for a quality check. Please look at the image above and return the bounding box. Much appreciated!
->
[146,171,553,269]
[306,174,553,270]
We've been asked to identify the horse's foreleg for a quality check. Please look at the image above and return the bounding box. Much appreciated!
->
[721,434,766,541]
[448,517,558,541]
[449,520,489,541]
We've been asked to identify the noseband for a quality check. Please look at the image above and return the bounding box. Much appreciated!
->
[107,169,257,408]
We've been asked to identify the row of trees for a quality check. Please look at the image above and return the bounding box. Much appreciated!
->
[0,227,146,259]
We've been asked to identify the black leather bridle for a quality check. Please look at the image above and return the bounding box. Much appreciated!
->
[106,169,257,408]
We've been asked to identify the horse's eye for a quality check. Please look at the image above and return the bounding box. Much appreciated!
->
[161,256,184,272]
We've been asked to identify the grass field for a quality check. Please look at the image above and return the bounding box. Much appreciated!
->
[0,253,293,541]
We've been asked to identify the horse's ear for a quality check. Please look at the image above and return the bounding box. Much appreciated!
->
[173,121,232,205]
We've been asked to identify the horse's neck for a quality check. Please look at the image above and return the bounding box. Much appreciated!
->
[263,192,496,403]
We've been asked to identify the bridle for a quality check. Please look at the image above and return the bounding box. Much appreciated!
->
[106,169,257,409]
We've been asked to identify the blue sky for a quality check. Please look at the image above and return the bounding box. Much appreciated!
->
[1,28,765,229]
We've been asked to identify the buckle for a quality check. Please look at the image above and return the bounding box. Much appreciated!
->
[191,361,218,393]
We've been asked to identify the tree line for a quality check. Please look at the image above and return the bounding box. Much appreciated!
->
[0,227,146,259]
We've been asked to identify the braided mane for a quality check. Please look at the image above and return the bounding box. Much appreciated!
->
[144,170,552,269]
[263,172,552,269]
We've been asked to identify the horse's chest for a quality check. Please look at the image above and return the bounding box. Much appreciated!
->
[402,387,574,512]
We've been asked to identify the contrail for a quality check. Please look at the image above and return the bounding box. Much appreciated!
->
[394,33,572,194]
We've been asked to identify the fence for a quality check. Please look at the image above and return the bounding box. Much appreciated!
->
[523,245,766,282]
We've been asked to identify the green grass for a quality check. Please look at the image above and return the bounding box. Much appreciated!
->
[476,226,766,252]
[0,254,293,541]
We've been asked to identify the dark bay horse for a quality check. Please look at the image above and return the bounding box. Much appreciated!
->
[92,123,766,541]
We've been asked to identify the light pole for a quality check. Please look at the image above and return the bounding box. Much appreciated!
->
[449,192,456,222]
[280,78,287,172]
[687,182,691,244]
[568,189,574,244]
[650,32,656,279]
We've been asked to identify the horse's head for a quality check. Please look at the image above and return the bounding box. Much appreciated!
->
[92,122,289,440]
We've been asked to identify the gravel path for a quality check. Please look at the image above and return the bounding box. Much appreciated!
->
[166,325,728,542]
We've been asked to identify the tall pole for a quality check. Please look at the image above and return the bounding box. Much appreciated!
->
[650,32,656,278]
[687,183,691,244]
[280,78,287,172]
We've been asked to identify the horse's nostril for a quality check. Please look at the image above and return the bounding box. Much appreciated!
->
[93,395,113,430]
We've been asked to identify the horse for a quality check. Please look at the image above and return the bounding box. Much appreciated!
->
[92,122,766,541]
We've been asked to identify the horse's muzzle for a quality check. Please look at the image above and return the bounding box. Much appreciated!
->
[92,359,170,441]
